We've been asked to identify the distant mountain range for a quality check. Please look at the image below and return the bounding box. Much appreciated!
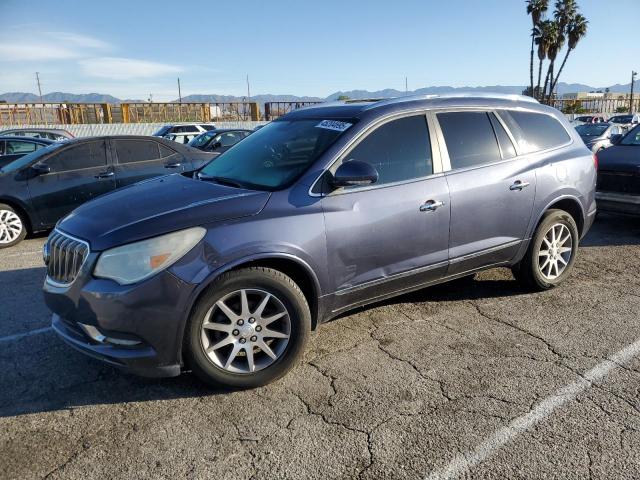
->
[1,81,637,104]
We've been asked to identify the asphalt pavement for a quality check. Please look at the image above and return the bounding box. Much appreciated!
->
[1,214,639,479]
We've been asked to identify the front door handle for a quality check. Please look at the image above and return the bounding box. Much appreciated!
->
[164,162,182,169]
[94,171,114,179]
[510,180,530,191]
[419,200,445,212]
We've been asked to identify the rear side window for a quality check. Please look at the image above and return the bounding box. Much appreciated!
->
[159,144,175,157]
[115,140,161,164]
[499,110,571,153]
[200,125,216,131]
[437,111,501,169]
[6,140,39,154]
[48,141,107,172]
[346,114,432,185]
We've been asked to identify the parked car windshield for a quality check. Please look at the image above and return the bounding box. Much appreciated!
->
[189,131,217,148]
[152,126,171,136]
[199,119,353,190]
[575,124,609,137]
[619,125,640,146]
[609,115,633,124]
[0,142,63,173]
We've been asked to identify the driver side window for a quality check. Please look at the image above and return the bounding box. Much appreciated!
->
[343,115,433,186]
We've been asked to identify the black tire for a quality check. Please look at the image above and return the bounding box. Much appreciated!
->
[184,267,311,388]
[0,203,27,249]
[512,209,579,291]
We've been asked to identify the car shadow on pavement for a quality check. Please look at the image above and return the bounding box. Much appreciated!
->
[581,213,640,247]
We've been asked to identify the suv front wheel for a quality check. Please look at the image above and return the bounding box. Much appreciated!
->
[513,209,579,291]
[185,267,311,388]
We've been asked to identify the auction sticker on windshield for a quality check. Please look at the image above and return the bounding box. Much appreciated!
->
[315,120,352,132]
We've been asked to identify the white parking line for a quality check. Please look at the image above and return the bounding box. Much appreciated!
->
[0,326,52,343]
[426,338,640,480]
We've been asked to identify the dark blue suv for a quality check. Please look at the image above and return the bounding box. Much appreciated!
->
[43,94,597,387]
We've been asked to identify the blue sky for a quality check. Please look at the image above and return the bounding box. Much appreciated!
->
[0,0,637,99]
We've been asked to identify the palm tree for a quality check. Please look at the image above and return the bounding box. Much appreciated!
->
[543,21,564,102]
[526,0,549,97]
[543,0,576,102]
[535,20,556,100]
[549,14,588,98]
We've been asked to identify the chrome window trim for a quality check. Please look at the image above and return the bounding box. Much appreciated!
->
[45,229,91,288]
[308,109,443,197]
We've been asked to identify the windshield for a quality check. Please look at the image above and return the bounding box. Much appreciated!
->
[620,125,640,146]
[575,124,608,137]
[152,126,171,136]
[189,131,217,148]
[199,119,353,190]
[609,115,632,124]
[0,142,63,173]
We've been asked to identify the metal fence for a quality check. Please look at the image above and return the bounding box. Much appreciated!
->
[0,101,321,126]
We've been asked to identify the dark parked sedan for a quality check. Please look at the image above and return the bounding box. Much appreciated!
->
[188,129,252,154]
[596,124,640,215]
[0,136,57,168]
[0,135,214,248]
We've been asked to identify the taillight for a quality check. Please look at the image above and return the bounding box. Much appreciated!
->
[593,153,598,170]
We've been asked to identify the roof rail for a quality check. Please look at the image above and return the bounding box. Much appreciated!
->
[365,92,539,110]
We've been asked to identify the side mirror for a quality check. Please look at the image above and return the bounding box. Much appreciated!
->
[331,160,379,188]
[31,163,50,175]
[610,134,623,145]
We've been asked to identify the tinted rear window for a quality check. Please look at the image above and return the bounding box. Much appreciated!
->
[49,141,107,172]
[115,140,161,163]
[499,110,571,153]
[437,111,501,169]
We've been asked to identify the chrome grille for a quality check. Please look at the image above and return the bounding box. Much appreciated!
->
[46,230,90,286]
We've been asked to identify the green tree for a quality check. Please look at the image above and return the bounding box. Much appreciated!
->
[526,0,549,98]
[535,20,557,101]
[549,13,588,98]
[337,95,350,101]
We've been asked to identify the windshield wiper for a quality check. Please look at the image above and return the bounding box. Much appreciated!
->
[197,172,246,189]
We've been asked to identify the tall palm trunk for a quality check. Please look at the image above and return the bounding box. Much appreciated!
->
[536,60,544,100]
[529,35,535,96]
[550,48,572,97]
[543,62,554,103]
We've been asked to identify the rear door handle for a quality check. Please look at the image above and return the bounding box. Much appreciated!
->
[510,180,530,191]
[94,171,114,179]
[164,163,182,169]
[419,200,445,212]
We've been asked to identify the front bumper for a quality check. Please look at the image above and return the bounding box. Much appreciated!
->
[44,257,198,378]
[596,191,640,216]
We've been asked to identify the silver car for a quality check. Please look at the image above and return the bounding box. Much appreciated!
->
[575,123,623,153]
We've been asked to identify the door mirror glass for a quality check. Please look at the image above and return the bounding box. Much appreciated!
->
[331,160,379,187]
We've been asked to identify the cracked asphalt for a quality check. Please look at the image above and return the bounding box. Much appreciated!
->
[1,213,640,479]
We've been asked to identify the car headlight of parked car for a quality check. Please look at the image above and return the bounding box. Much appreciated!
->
[94,227,206,285]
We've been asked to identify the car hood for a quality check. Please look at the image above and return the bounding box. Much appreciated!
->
[597,145,640,174]
[58,174,271,251]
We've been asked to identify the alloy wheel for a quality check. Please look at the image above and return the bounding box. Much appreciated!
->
[200,288,291,374]
[0,210,23,245]
[538,223,573,280]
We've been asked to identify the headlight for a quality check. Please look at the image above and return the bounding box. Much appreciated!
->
[94,227,206,285]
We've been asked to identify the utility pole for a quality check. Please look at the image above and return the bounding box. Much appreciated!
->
[405,76,408,96]
[631,71,637,113]
[35,72,43,103]
[246,74,251,100]
[177,77,182,103]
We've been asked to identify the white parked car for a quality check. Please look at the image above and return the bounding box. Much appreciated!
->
[152,123,217,144]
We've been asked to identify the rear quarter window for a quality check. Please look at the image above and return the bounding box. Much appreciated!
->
[500,110,571,153]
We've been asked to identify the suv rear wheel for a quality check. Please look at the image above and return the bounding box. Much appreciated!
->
[513,209,579,291]
[0,203,27,248]
[185,267,311,388]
